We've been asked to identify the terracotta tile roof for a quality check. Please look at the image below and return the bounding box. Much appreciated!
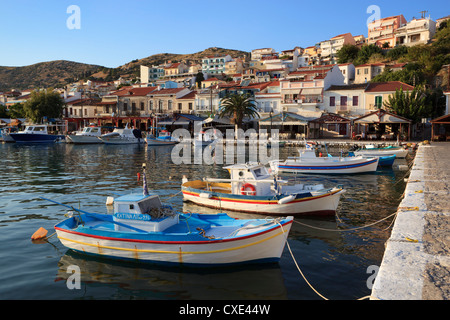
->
[113,86,159,97]
[147,88,186,96]
[178,91,196,99]
[365,81,414,93]
[164,63,181,69]
[356,63,385,68]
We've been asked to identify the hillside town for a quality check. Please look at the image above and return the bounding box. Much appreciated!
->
[1,12,450,141]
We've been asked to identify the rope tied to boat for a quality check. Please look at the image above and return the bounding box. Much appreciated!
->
[144,206,177,220]
[196,227,215,239]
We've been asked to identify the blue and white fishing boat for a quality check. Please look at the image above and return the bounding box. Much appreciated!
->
[270,147,379,174]
[146,130,179,146]
[352,145,408,158]
[45,164,293,266]
[348,151,396,167]
[8,124,65,143]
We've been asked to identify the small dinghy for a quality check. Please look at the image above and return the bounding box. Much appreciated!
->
[43,164,293,266]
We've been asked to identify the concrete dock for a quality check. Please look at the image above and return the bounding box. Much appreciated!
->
[372,142,450,300]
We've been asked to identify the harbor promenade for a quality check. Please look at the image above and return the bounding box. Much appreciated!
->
[372,142,450,300]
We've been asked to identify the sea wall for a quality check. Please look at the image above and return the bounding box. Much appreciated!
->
[371,142,450,300]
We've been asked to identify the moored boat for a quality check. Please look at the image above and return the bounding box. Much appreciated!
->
[8,124,65,143]
[270,148,379,174]
[146,130,179,146]
[352,145,408,159]
[181,163,345,216]
[348,151,396,167]
[99,125,145,145]
[66,126,103,144]
[43,164,293,266]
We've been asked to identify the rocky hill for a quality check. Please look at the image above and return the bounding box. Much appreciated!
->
[0,47,250,91]
[0,60,103,91]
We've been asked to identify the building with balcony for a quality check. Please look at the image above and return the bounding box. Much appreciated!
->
[395,17,436,47]
[319,33,356,65]
[251,48,277,61]
[225,58,244,75]
[140,65,165,84]
[202,55,232,75]
[147,87,191,116]
[281,64,345,113]
[367,15,407,48]
[324,83,368,116]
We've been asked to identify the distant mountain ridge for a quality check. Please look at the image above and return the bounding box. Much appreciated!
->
[0,47,250,92]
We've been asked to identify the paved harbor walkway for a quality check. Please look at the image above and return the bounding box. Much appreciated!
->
[372,142,450,300]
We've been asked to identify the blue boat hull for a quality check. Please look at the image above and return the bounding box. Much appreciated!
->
[9,133,65,143]
[378,155,396,166]
[54,212,293,266]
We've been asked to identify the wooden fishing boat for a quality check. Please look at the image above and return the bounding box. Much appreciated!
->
[181,163,345,216]
[44,165,293,266]
[270,148,379,174]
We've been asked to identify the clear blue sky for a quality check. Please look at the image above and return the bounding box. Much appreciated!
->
[0,0,447,68]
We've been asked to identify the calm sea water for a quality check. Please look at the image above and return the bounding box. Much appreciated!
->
[0,142,411,300]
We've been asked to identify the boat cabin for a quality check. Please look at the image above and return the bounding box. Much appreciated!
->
[223,163,274,196]
[112,194,178,232]
[22,125,49,134]
[79,126,101,136]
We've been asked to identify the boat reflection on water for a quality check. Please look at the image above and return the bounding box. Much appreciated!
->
[55,250,288,300]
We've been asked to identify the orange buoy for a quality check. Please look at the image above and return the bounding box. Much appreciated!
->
[31,227,48,240]
[240,183,256,196]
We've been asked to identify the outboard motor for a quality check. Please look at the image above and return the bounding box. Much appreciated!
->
[132,129,142,139]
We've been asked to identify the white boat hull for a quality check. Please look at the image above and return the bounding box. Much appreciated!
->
[66,135,102,144]
[353,148,408,158]
[271,157,379,174]
[182,187,344,216]
[100,137,145,145]
[55,219,292,265]
[147,138,178,146]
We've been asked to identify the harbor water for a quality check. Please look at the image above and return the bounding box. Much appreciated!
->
[0,142,411,300]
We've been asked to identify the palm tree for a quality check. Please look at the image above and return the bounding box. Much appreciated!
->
[218,93,259,128]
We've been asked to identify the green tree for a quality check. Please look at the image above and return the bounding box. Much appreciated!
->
[371,62,425,86]
[354,44,384,65]
[23,89,65,123]
[195,71,205,89]
[383,86,430,123]
[218,93,259,128]
[0,105,8,118]
[336,44,360,63]
[8,103,26,119]
[386,45,408,60]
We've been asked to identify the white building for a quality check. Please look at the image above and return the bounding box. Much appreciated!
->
[319,33,356,65]
[254,81,282,115]
[251,48,277,61]
[281,65,346,113]
[323,83,368,116]
[202,55,232,75]
[338,63,355,85]
[395,17,437,47]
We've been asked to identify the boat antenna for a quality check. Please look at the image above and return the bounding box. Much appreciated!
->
[142,163,149,196]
